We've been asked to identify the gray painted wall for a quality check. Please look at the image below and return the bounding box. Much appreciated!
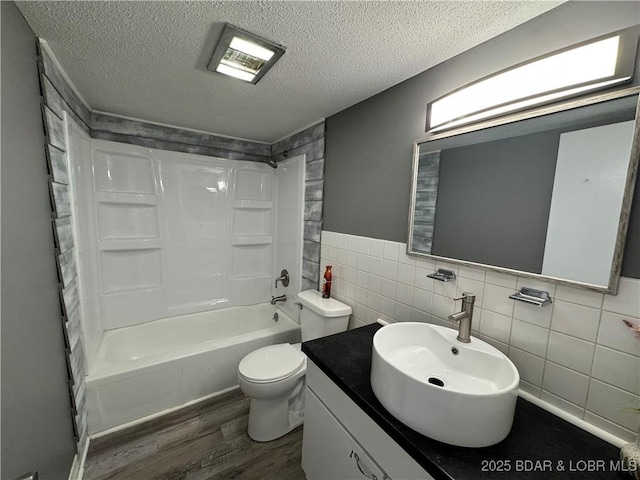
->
[1,2,77,478]
[324,1,640,279]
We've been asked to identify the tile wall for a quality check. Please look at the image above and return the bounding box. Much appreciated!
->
[320,230,640,442]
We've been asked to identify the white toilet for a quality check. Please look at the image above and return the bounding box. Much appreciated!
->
[238,289,352,442]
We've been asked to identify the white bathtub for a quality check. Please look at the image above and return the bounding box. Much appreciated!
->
[86,303,300,435]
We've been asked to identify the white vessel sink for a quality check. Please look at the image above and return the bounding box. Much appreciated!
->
[370,322,519,447]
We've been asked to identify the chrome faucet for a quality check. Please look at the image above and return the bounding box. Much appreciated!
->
[448,293,476,343]
[275,269,290,288]
[271,294,287,305]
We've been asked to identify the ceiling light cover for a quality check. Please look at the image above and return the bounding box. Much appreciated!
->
[208,24,286,85]
[427,26,638,132]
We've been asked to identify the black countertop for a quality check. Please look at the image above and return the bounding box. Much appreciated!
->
[302,323,628,480]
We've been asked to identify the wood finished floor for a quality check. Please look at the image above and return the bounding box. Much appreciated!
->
[83,389,306,480]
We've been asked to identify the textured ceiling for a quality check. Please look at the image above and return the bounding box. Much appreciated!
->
[17,1,562,143]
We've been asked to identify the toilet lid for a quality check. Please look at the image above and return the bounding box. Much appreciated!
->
[239,344,306,383]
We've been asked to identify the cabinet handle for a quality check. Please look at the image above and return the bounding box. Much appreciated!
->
[350,451,378,480]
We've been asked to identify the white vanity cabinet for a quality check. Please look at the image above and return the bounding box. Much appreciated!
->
[302,360,434,480]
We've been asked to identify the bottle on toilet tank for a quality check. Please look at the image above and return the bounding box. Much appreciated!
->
[322,265,332,298]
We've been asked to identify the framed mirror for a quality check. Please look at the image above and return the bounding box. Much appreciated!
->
[408,87,640,294]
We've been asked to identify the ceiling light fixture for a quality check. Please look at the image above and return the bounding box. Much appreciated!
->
[426,26,638,133]
[207,24,286,85]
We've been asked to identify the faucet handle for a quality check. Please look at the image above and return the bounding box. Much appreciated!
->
[454,292,476,303]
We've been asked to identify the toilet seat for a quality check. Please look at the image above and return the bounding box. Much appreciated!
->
[238,343,306,384]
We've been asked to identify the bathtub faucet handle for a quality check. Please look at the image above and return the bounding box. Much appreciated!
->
[294,302,303,310]
[275,269,290,288]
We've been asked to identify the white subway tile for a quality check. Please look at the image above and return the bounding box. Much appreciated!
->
[603,277,640,318]
[397,263,415,286]
[508,347,544,386]
[586,379,640,432]
[551,300,601,342]
[583,412,638,443]
[546,331,595,375]
[398,247,416,266]
[353,301,366,322]
[344,283,355,300]
[482,283,515,317]
[458,265,486,282]
[346,267,357,285]
[479,309,512,345]
[430,316,453,328]
[336,248,347,266]
[368,274,382,295]
[513,300,553,328]
[357,254,370,273]
[336,232,349,250]
[485,270,517,288]
[432,294,455,321]
[366,308,381,325]
[357,237,370,255]
[597,311,640,357]
[396,283,413,306]
[369,257,383,276]
[555,284,603,309]
[347,251,358,268]
[381,279,396,299]
[347,235,359,252]
[415,256,436,270]
[411,308,430,323]
[355,287,367,305]
[591,346,640,395]
[511,319,549,357]
[412,288,432,313]
[395,302,412,322]
[519,380,542,397]
[414,267,434,292]
[382,260,398,281]
[356,271,368,289]
[433,278,456,299]
[540,391,585,419]
[369,239,385,258]
[383,241,400,261]
[542,362,589,407]
[366,291,381,312]
[348,316,365,330]
[380,297,395,318]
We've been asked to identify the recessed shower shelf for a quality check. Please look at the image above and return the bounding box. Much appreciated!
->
[232,200,273,210]
[231,235,272,246]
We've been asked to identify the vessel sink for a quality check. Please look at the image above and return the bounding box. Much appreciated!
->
[370,322,519,447]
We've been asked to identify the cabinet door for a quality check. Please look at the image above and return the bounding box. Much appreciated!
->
[302,387,388,480]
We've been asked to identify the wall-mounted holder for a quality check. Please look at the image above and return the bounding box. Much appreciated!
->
[509,287,552,307]
[427,269,456,282]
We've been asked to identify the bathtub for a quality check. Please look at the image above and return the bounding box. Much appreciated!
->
[86,303,300,435]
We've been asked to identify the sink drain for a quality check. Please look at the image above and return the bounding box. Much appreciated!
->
[428,377,445,387]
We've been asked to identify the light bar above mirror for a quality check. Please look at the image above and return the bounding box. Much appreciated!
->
[426,26,638,133]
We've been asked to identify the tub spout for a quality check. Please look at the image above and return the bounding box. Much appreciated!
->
[271,295,287,305]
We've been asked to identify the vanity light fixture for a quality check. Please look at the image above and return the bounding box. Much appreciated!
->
[207,24,286,84]
[426,26,638,132]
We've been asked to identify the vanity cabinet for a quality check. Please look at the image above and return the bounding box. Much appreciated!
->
[302,360,433,480]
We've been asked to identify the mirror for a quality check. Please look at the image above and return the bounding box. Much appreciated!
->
[408,88,640,294]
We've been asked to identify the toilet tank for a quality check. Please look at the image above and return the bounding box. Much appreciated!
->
[297,290,352,342]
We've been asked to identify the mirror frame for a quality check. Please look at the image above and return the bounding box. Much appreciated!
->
[407,86,640,294]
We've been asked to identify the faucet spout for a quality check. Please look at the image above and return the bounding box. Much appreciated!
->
[271,294,287,305]
[448,293,476,343]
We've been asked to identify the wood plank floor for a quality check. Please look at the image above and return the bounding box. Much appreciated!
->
[83,389,306,480]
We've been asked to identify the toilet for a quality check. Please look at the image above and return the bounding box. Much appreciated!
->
[238,289,352,442]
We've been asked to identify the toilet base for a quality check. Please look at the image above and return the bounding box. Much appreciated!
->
[247,379,306,442]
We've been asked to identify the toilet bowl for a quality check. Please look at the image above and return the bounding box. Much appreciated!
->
[238,290,351,442]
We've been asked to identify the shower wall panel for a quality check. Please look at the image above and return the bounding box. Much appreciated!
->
[74,139,275,333]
